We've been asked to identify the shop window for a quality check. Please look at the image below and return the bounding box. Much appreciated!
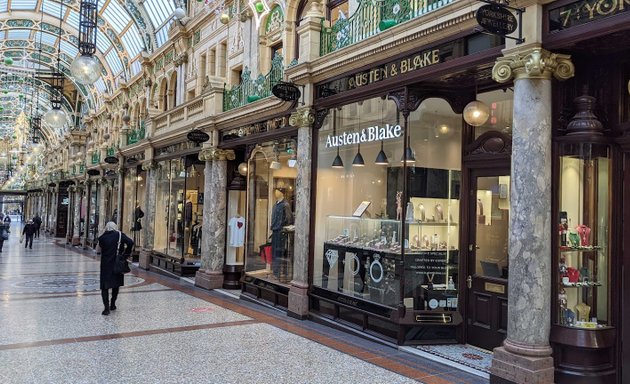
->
[313,97,462,310]
[243,139,298,284]
[153,156,205,260]
[122,166,147,249]
[474,89,514,139]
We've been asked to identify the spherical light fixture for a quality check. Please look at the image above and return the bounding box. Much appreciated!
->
[44,108,67,129]
[463,100,490,127]
[4,57,13,66]
[173,7,186,19]
[70,55,101,85]
[219,13,230,24]
[237,162,248,176]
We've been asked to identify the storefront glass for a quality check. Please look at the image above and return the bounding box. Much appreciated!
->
[244,139,297,284]
[474,89,514,138]
[88,183,99,246]
[314,96,462,309]
[122,166,147,249]
[153,156,204,260]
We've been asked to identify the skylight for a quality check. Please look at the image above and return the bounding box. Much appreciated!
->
[129,60,141,77]
[42,1,65,18]
[7,29,31,40]
[9,0,36,11]
[102,0,131,34]
[143,0,175,29]
[95,32,112,53]
[34,32,59,48]
[155,20,173,48]
[0,0,7,13]
[60,40,79,59]
[121,25,144,58]
[66,10,81,30]
[105,51,124,75]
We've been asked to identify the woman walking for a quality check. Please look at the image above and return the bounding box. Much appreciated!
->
[97,221,134,315]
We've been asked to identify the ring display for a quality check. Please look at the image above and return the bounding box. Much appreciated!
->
[369,254,383,283]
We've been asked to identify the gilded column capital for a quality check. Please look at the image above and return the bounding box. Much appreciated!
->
[199,148,235,161]
[493,46,575,83]
[289,107,315,128]
[141,160,158,171]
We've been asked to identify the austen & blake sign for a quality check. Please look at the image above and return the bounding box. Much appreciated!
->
[316,48,441,99]
[325,124,402,148]
[548,0,630,32]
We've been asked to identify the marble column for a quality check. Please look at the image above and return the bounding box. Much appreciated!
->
[72,185,83,245]
[98,180,108,234]
[139,161,157,270]
[66,186,76,243]
[490,45,574,384]
[82,181,93,248]
[195,147,233,290]
[287,107,314,318]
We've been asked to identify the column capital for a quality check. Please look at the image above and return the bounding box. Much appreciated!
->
[493,46,575,83]
[289,107,315,129]
[141,160,158,171]
[199,148,235,161]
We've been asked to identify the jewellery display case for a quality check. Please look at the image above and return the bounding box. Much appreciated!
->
[551,91,617,383]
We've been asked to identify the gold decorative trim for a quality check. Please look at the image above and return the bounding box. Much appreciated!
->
[493,46,575,83]
[199,148,236,161]
[289,107,315,128]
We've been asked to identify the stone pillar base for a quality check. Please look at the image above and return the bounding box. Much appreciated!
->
[288,281,309,319]
[138,248,152,270]
[195,270,224,290]
[490,347,555,384]
[71,236,81,246]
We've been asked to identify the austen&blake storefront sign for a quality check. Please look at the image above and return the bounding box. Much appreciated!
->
[325,124,402,148]
[317,48,441,98]
[548,0,630,32]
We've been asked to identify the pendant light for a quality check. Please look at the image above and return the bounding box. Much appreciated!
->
[374,100,389,165]
[463,80,490,127]
[44,2,68,129]
[70,0,101,85]
[331,109,344,168]
[400,110,416,163]
[352,143,365,167]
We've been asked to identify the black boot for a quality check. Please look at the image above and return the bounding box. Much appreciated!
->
[110,287,119,310]
[101,289,110,315]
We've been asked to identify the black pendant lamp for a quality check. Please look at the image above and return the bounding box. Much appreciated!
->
[331,109,344,168]
[375,141,388,165]
[352,143,365,167]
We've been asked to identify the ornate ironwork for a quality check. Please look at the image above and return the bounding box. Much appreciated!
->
[320,0,453,56]
[223,53,284,111]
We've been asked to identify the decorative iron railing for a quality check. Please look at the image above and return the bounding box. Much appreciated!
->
[223,53,284,112]
[126,121,146,146]
[91,152,100,165]
[320,0,454,56]
[106,146,116,157]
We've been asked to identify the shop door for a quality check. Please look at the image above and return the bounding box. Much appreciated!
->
[465,170,510,351]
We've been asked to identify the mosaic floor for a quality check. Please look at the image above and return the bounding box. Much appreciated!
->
[0,223,488,384]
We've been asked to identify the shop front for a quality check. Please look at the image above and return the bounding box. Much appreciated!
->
[121,153,147,260]
[307,32,514,346]
[219,117,298,308]
[150,141,204,277]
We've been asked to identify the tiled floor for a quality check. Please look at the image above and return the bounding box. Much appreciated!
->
[0,224,488,384]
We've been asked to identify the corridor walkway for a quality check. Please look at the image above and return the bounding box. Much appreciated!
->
[0,224,487,384]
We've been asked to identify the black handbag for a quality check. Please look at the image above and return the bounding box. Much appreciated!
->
[113,231,131,274]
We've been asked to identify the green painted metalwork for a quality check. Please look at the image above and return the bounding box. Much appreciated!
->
[91,152,100,165]
[320,0,453,56]
[138,120,146,139]
[106,147,116,157]
[223,54,284,112]
[127,129,138,145]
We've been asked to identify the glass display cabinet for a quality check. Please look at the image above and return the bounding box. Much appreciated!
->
[551,91,617,383]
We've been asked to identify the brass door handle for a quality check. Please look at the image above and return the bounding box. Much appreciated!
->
[467,275,472,289]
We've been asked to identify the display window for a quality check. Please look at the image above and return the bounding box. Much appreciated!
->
[153,156,205,261]
[474,89,514,138]
[88,184,99,246]
[122,166,147,248]
[244,139,297,284]
[313,96,462,309]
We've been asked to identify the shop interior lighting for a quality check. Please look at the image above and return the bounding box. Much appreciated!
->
[401,146,416,163]
[463,81,490,126]
[374,141,389,165]
[331,109,344,168]
[269,142,281,169]
[352,143,365,167]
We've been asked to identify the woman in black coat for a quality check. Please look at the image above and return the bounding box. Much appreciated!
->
[97,221,134,315]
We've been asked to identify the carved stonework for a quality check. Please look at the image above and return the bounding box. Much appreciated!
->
[141,160,157,171]
[313,109,329,130]
[465,131,512,158]
[289,108,315,128]
[493,46,575,83]
[388,87,423,116]
[199,148,236,161]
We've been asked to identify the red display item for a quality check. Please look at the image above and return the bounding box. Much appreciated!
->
[567,267,580,283]
[259,243,272,264]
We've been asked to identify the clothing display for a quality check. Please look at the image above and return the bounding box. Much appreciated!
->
[184,200,193,227]
[228,216,245,247]
[190,222,202,256]
[270,196,293,277]
[132,206,144,231]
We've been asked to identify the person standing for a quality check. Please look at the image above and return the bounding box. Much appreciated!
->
[97,221,134,316]
[33,215,42,238]
[0,218,9,253]
[3,213,11,224]
[22,220,36,249]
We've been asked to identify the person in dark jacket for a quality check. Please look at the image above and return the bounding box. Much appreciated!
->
[22,220,37,249]
[97,221,134,316]
[0,221,9,253]
[33,215,42,238]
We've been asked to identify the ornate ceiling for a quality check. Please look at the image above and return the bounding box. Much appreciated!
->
[0,0,178,189]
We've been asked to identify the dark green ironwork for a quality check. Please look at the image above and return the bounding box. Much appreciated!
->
[91,152,100,164]
[106,146,116,157]
[320,0,453,56]
[223,53,284,112]
[127,129,138,145]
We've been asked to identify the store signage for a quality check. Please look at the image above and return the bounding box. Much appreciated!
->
[548,0,630,32]
[325,124,402,148]
[272,82,301,101]
[476,4,518,36]
[104,156,119,164]
[187,129,210,143]
[316,48,441,98]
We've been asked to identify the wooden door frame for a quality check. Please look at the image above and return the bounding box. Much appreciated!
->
[459,130,511,345]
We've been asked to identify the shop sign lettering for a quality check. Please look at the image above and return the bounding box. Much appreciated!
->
[548,0,630,31]
[476,4,518,36]
[325,124,402,148]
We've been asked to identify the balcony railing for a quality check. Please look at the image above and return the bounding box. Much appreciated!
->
[320,0,454,56]
[223,53,284,112]
[126,121,146,146]
[91,152,100,165]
